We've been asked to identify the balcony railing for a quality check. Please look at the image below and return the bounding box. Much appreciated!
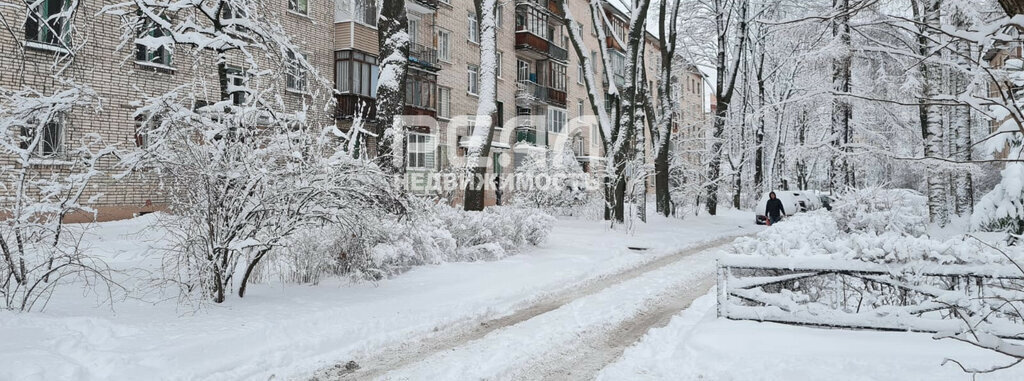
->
[410,0,438,9]
[516,80,547,103]
[515,0,564,17]
[515,31,549,54]
[548,43,568,61]
[409,43,441,71]
[336,94,376,120]
[546,87,567,107]
[516,128,538,145]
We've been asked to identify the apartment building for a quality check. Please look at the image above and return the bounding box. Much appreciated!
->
[1,0,681,219]
[0,0,335,221]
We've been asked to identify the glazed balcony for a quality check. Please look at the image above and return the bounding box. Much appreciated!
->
[410,0,438,10]
[515,0,563,17]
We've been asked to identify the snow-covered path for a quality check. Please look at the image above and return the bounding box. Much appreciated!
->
[319,235,736,380]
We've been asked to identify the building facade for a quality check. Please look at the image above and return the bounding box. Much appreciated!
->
[1,0,684,219]
[0,0,335,221]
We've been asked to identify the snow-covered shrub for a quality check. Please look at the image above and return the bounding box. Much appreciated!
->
[341,204,553,279]
[831,187,928,236]
[509,144,600,218]
[972,161,1024,238]
[0,85,123,311]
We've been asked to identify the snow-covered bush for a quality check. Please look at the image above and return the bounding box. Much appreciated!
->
[831,187,928,236]
[259,203,554,282]
[509,144,600,218]
[0,84,122,311]
[972,161,1024,239]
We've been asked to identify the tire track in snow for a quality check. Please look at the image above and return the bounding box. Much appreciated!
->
[311,233,749,381]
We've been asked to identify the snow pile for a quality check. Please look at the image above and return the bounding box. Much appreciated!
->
[732,210,1017,266]
[831,187,928,236]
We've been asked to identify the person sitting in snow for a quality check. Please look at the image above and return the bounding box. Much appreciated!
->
[765,191,786,225]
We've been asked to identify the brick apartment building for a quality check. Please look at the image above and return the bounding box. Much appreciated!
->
[0,0,334,221]
[1,0,702,219]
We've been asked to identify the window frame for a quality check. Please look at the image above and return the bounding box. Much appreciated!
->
[20,114,66,158]
[25,0,72,47]
[288,0,309,15]
[286,51,309,93]
[407,132,436,170]
[134,10,173,68]
[437,29,451,62]
[335,50,379,98]
[467,12,480,44]
[467,64,480,95]
[438,86,452,119]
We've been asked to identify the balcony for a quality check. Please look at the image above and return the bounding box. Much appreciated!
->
[516,128,538,145]
[515,31,568,62]
[515,0,563,17]
[516,80,547,107]
[546,87,567,108]
[515,31,550,60]
[336,94,376,120]
[547,43,568,62]
[409,43,441,71]
[410,0,438,9]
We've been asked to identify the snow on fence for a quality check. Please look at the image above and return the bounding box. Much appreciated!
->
[716,255,1024,338]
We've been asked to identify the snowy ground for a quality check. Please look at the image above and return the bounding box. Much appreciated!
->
[0,209,758,381]
[599,292,1024,381]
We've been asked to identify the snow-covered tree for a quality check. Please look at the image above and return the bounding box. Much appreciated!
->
[463,0,500,211]
[105,0,401,303]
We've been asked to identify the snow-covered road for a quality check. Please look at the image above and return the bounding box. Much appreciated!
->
[318,235,737,380]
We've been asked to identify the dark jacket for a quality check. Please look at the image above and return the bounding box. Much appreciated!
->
[766,198,786,219]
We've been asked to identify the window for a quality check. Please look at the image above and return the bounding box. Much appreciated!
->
[437,29,451,61]
[578,99,584,117]
[405,71,436,110]
[495,101,504,128]
[25,0,71,46]
[407,133,436,170]
[468,64,480,95]
[134,114,160,149]
[496,51,503,79]
[496,4,504,28]
[21,116,65,157]
[438,86,451,119]
[224,66,248,105]
[546,62,566,91]
[547,108,566,134]
[517,7,546,37]
[135,11,172,66]
[288,0,308,15]
[517,59,530,82]
[286,51,308,92]
[577,61,584,84]
[335,50,379,97]
[468,12,479,43]
[408,18,419,45]
[354,0,376,26]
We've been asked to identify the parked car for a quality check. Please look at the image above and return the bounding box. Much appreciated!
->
[754,190,817,225]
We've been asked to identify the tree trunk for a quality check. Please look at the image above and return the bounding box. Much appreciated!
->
[706,0,748,215]
[376,0,410,175]
[952,10,974,216]
[464,0,500,211]
[918,0,949,226]
[830,0,852,193]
